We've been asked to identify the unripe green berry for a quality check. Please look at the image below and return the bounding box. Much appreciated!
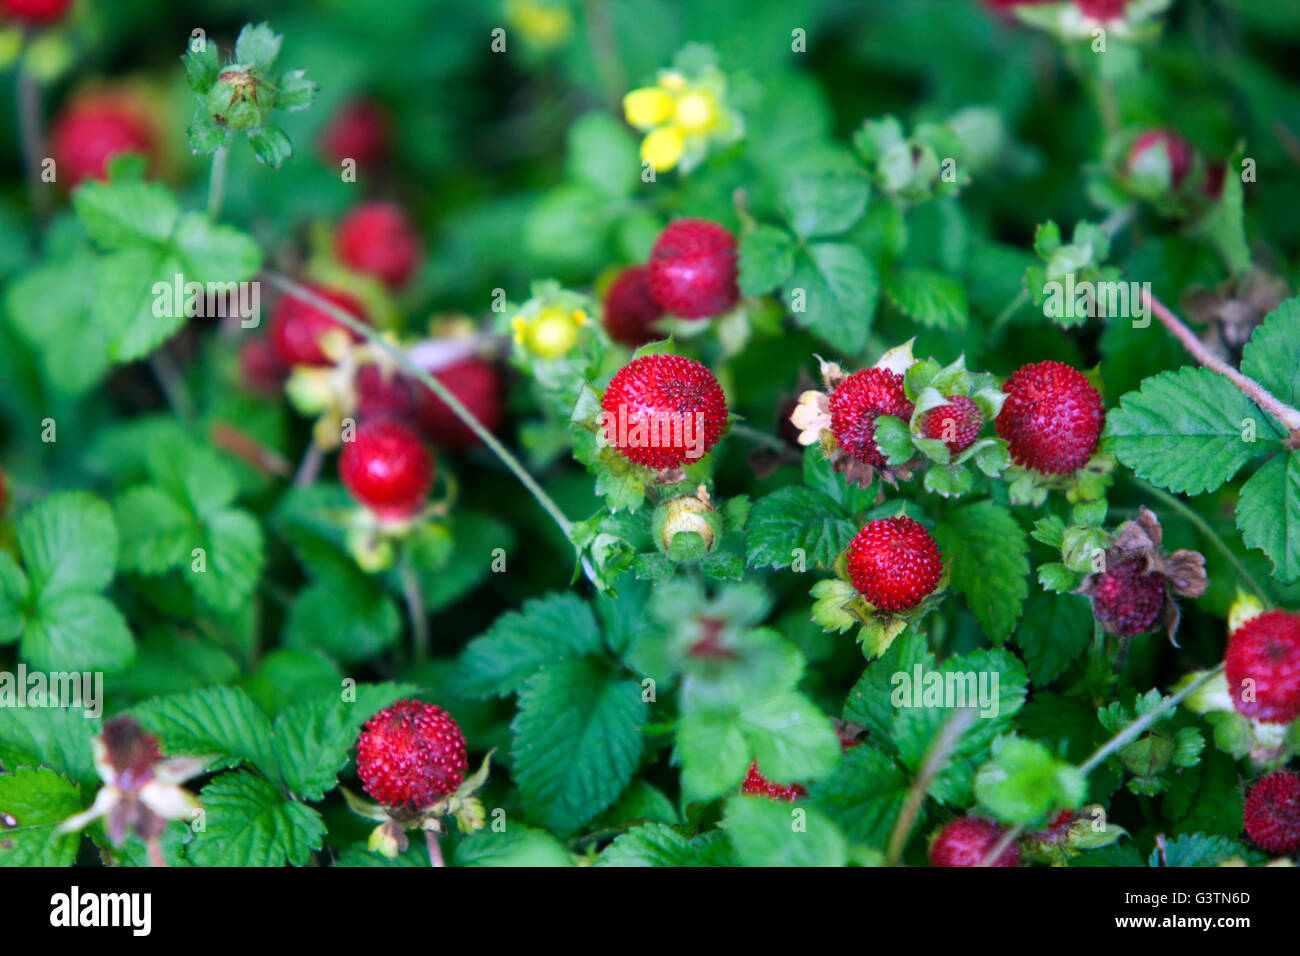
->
[207,67,271,130]
[653,492,723,556]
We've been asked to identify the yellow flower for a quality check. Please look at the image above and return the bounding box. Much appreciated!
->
[641,125,685,172]
[623,87,675,129]
[673,89,719,134]
[513,306,586,359]
[658,70,688,92]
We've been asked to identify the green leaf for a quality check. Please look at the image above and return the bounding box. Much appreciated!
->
[182,41,220,94]
[271,683,414,801]
[807,743,908,849]
[745,487,855,570]
[739,691,840,785]
[843,630,932,739]
[455,593,604,699]
[187,109,228,154]
[566,111,639,199]
[0,551,26,643]
[17,491,117,599]
[934,500,1029,644]
[454,825,575,867]
[1239,296,1300,409]
[596,823,695,867]
[0,708,99,789]
[723,795,847,867]
[1153,833,1250,868]
[1104,367,1285,494]
[779,172,870,238]
[738,224,796,296]
[23,591,133,673]
[4,254,109,394]
[172,212,263,284]
[510,659,646,835]
[114,485,194,575]
[783,242,879,354]
[73,179,179,250]
[188,509,264,612]
[247,125,293,169]
[275,70,319,112]
[885,268,968,329]
[0,767,82,866]
[92,245,186,361]
[233,22,282,72]
[285,577,402,664]
[131,686,279,782]
[1015,592,1093,686]
[1235,451,1300,583]
[674,707,750,802]
[974,735,1086,825]
[186,771,325,867]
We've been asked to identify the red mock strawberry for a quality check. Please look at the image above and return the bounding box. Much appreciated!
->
[50,93,158,187]
[602,265,663,347]
[414,358,503,451]
[1243,771,1300,854]
[741,763,806,802]
[0,0,74,25]
[846,515,943,612]
[995,360,1103,475]
[1128,129,1193,188]
[320,98,392,168]
[355,363,419,423]
[335,201,422,288]
[269,285,367,368]
[1075,0,1130,20]
[647,219,739,319]
[355,699,469,809]
[828,368,914,467]
[339,420,434,520]
[920,396,983,454]
[1090,556,1166,637]
[600,354,728,470]
[1224,610,1300,724]
[930,817,1020,867]
[238,336,289,398]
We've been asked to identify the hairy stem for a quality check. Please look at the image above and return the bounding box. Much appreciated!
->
[400,559,429,664]
[888,708,978,865]
[1127,476,1271,606]
[207,142,231,220]
[1143,290,1300,434]
[263,271,576,540]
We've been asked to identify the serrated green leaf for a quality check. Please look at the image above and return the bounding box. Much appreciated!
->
[595,823,694,867]
[934,500,1029,644]
[843,630,932,739]
[724,795,847,867]
[73,179,179,250]
[23,591,133,674]
[131,686,279,782]
[172,212,263,285]
[1239,296,1300,409]
[275,69,319,112]
[807,743,909,849]
[783,242,879,354]
[1153,833,1250,868]
[673,707,749,803]
[182,42,220,94]
[115,485,194,575]
[779,172,870,238]
[92,245,187,361]
[233,22,282,72]
[1104,366,1285,494]
[0,767,82,866]
[745,486,855,570]
[0,708,99,788]
[1014,591,1093,686]
[284,577,402,664]
[247,125,293,169]
[454,825,575,867]
[186,770,324,867]
[510,659,646,834]
[1235,451,1300,583]
[974,735,1086,825]
[885,268,969,329]
[17,491,117,599]
[188,508,264,612]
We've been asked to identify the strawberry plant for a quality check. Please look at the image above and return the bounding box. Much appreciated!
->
[1,0,1299,874]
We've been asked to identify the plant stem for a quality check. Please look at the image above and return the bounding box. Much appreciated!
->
[1078,663,1224,776]
[150,348,195,421]
[400,559,429,664]
[263,271,576,540]
[991,288,1029,333]
[730,422,789,452]
[16,59,50,222]
[582,0,626,109]
[1143,290,1300,434]
[424,830,444,868]
[1126,476,1271,606]
[887,708,978,865]
[292,442,324,487]
[207,142,231,220]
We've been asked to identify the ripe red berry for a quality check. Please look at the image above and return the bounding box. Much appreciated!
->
[741,763,806,802]
[335,201,422,288]
[1091,556,1166,636]
[828,368,914,467]
[269,285,367,368]
[355,699,469,810]
[920,396,983,453]
[995,360,1103,475]
[49,94,157,188]
[320,98,392,168]
[647,219,739,319]
[1128,129,1193,188]
[238,336,289,398]
[930,817,1020,867]
[339,420,434,520]
[600,354,728,470]
[1243,771,1300,854]
[602,265,663,347]
[355,364,419,423]
[1075,0,1130,20]
[1224,610,1300,724]
[846,516,943,612]
[0,0,74,24]
[413,358,503,451]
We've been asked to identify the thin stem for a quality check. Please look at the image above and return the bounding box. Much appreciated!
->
[1078,663,1224,776]
[292,442,324,487]
[400,559,429,664]
[991,288,1029,333]
[16,59,50,221]
[1143,290,1300,434]
[207,142,231,220]
[730,422,789,452]
[147,836,166,868]
[1127,476,1271,606]
[425,830,444,868]
[150,349,195,421]
[887,708,978,865]
[978,823,1024,868]
[263,271,576,540]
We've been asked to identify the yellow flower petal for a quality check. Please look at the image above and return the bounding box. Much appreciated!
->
[674,90,719,134]
[623,87,675,128]
[641,126,685,172]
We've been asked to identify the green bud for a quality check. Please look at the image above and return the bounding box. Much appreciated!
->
[206,67,271,130]
[653,493,724,556]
